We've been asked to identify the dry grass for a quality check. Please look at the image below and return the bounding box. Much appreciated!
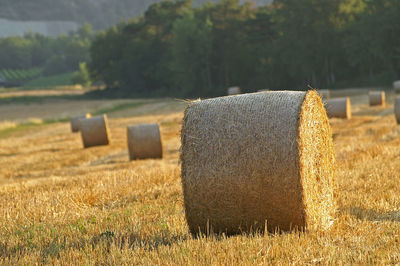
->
[1,91,400,264]
[0,98,136,123]
[0,89,85,99]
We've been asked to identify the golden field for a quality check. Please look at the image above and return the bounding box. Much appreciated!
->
[1,90,400,264]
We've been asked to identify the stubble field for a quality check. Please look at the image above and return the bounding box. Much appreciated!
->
[1,89,400,264]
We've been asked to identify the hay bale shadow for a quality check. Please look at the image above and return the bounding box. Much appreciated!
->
[345,207,400,222]
[89,151,127,166]
[90,230,187,252]
[38,230,187,263]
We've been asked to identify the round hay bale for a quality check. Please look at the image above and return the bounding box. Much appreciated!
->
[70,113,91,133]
[80,115,110,148]
[393,80,400,93]
[318,89,330,100]
[181,91,337,235]
[127,123,163,160]
[395,96,400,124]
[257,89,270,93]
[324,97,351,119]
[227,86,241,95]
[369,91,385,106]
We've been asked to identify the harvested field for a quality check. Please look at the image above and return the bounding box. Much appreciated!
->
[0,98,183,125]
[1,90,400,264]
[0,89,85,98]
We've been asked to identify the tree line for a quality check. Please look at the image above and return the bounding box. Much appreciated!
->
[89,0,400,97]
[0,0,399,95]
[0,24,93,84]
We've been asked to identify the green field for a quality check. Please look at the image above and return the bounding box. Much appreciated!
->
[0,68,42,82]
[23,72,75,88]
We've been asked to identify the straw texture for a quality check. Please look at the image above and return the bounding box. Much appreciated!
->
[393,80,400,93]
[227,87,241,95]
[71,113,91,132]
[181,91,337,235]
[324,97,351,119]
[80,115,110,148]
[318,89,330,100]
[395,96,400,124]
[127,123,163,160]
[369,91,385,106]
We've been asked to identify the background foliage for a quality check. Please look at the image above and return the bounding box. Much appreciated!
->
[1,0,400,95]
[89,0,400,97]
[0,24,93,85]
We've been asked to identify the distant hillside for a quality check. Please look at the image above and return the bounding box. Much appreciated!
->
[0,18,78,37]
[0,0,273,33]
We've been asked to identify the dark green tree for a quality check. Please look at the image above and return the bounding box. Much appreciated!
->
[170,10,213,96]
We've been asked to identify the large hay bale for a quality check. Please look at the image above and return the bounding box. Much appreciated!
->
[395,96,400,124]
[227,86,241,95]
[70,113,91,133]
[181,91,337,235]
[324,97,351,119]
[369,91,385,106]
[393,80,400,93]
[127,123,162,160]
[318,89,330,100]
[80,115,110,148]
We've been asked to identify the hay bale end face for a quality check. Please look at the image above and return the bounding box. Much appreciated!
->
[395,96,400,124]
[71,113,91,132]
[127,123,162,160]
[227,86,241,95]
[318,89,330,100]
[80,115,110,148]
[369,91,385,106]
[324,97,351,119]
[181,91,337,235]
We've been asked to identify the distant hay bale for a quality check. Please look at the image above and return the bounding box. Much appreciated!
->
[227,86,241,95]
[395,96,400,124]
[369,91,385,106]
[70,113,91,132]
[127,123,162,160]
[181,91,337,235]
[324,97,351,119]
[393,81,400,93]
[318,89,330,100]
[80,115,110,148]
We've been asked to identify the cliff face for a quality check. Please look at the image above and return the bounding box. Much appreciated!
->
[0,0,273,33]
